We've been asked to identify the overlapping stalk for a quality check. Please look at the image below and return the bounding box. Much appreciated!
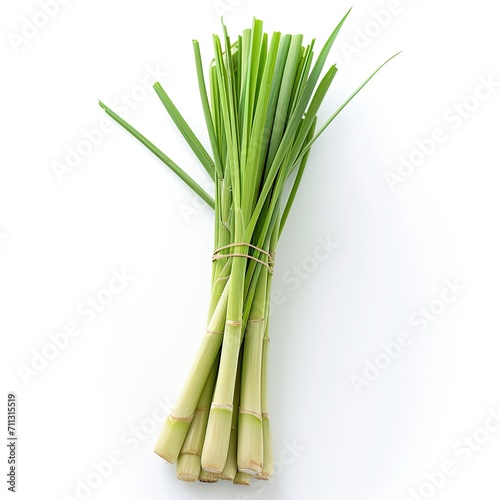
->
[99,11,398,486]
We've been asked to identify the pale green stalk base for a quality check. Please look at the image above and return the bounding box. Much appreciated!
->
[202,233,247,469]
[176,454,200,482]
[215,422,237,479]
[238,266,267,474]
[234,471,251,485]
[237,413,263,475]
[201,407,233,473]
[218,360,241,481]
[154,417,192,464]
[260,415,273,479]
[176,357,218,480]
[260,333,273,479]
[179,404,210,456]
[238,316,265,473]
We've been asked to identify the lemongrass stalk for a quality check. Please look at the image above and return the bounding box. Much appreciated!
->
[176,355,219,481]
[259,322,273,479]
[217,352,242,481]
[202,184,243,477]
[201,247,246,472]
[154,282,229,463]
[201,24,251,471]
[237,205,279,475]
[237,264,268,474]
[258,219,278,480]
[234,471,251,485]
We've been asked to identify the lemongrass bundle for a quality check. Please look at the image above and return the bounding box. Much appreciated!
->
[100,11,397,486]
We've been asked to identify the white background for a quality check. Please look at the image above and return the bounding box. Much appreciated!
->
[2,0,500,499]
